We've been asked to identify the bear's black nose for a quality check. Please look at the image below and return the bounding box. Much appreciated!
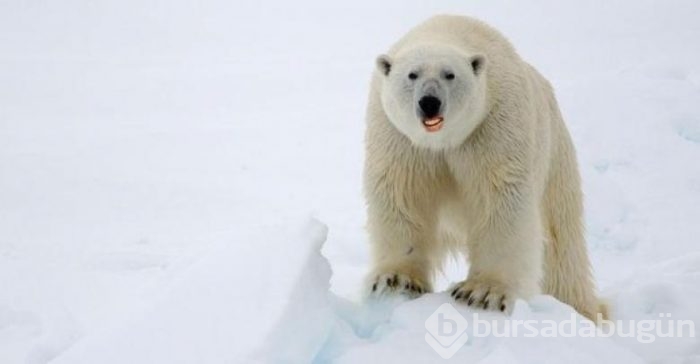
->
[419,96,442,118]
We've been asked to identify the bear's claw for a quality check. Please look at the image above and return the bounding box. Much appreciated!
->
[369,272,428,298]
[451,278,514,313]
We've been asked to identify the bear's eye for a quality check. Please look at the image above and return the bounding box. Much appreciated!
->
[408,72,418,80]
[445,72,455,80]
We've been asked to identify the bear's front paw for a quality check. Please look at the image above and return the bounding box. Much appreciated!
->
[451,277,515,313]
[368,272,430,299]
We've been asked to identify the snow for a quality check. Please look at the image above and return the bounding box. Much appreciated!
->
[1,0,699,363]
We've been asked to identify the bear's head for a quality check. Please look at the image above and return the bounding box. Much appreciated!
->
[376,45,488,150]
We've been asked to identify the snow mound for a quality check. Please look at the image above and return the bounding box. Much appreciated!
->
[257,221,647,364]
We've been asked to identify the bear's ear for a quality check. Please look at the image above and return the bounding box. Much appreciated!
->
[376,54,392,76]
[470,54,486,76]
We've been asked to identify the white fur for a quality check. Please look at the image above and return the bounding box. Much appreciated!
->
[364,15,607,321]
[378,45,488,150]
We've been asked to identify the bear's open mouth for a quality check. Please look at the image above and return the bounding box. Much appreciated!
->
[422,116,444,132]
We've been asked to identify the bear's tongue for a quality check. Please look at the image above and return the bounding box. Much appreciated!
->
[422,116,444,132]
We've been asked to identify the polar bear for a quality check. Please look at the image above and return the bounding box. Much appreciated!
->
[364,15,607,321]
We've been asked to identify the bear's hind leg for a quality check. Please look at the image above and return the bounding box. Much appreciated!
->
[542,193,606,322]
